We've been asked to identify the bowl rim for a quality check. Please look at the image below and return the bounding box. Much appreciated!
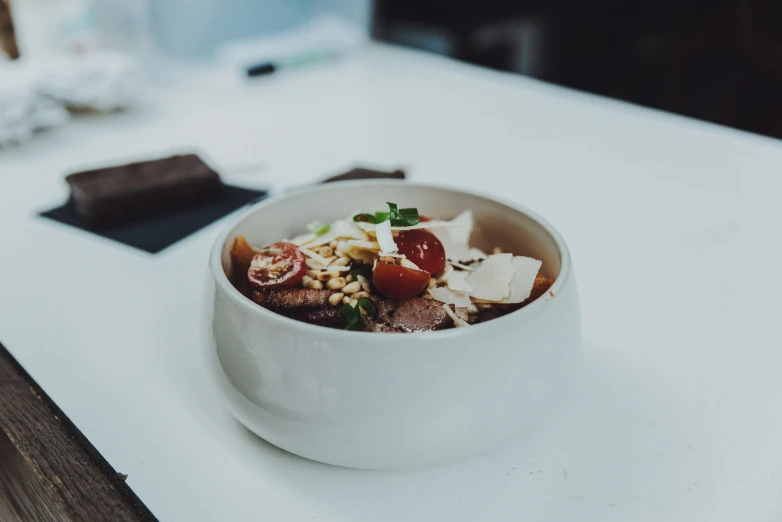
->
[210,180,573,340]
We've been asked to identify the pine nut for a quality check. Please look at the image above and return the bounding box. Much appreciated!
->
[318,246,333,258]
[304,279,323,290]
[317,271,334,282]
[342,296,351,304]
[306,258,325,269]
[329,240,339,249]
[352,291,370,300]
[302,275,314,286]
[357,275,371,293]
[342,281,361,295]
[327,277,347,290]
[422,293,434,299]
[328,292,344,306]
[331,256,350,267]
[492,246,503,254]
[306,269,320,279]
[428,277,437,289]
[349,299,358,308]
[345,274,354,283]
[379,256,395,264]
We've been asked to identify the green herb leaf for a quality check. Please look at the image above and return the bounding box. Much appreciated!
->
[351,265,372,281]
[306,220,331,237]
[357,298,376,317]
[352,202,420,228]
[339,302,367,331]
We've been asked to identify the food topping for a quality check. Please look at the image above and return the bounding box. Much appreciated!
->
[372,262,430,300]
[395,229,446,275]
[247,242,306,289]
[229,202,552,331]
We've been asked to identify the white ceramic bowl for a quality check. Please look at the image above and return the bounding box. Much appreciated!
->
[207,181,580,469]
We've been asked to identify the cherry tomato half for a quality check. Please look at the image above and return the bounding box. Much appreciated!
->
[372,262,430,300]
[395,229,446,275]
[248,242,306,289]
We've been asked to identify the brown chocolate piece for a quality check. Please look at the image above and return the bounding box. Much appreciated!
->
[65,154,223,227]
[322,167,406,184]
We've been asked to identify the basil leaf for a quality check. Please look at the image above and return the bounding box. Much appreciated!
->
[373,211,391,223]
[340,302,367,331]
[351,265,372,281]
[357,298,376,317]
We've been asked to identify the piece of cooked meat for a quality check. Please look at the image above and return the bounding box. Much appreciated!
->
[363,318,402,333]
[251,288,334,309]
[280,306,347,328]
[375,298,458,332]
[529,275,555,302]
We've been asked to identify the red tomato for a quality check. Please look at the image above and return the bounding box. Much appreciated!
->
[395,229,446,275]
[372,262,430,300]
[248,242,306,289]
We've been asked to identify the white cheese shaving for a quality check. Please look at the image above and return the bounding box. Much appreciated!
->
[500,256,543,303]
[429,287,472,307]
[299,247,331,267]
[290,233,316,246]
[300,230,336,248]
[332,220,369,241]
[465,253,514,301]
[375,219,398,253]
[345,240,381,250]
[445,270,473,293]
[442,304,470,327]
[400,258,421,270]
[431,211,486,262]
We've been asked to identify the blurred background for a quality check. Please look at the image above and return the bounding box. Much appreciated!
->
[2,0,781,140]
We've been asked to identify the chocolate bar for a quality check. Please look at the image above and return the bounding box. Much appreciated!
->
[322,167,406,184]
[65,154,223,227]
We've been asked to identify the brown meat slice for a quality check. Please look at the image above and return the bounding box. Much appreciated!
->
[529,275,555,301]
[251,288,334,309]
[364,318,402,333]
[375,298,457,332]
[280,306,347,329]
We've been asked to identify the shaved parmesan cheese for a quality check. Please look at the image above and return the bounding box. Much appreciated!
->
[447,210,474,245]
[442,304,470,327]
[290,233,316,246]
[332,220,369,241]
[345,240,381,250]
[465,254,514,301]
[375,220,398,253]
[301,230,336,248]
[400,258,421,270]
[429,287,472,307]
[500,256,543,303]
[299,247,330,267]
[431,211,485,262]
[445,270,473,293]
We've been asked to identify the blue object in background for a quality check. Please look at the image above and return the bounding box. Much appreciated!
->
[149,0,371,59]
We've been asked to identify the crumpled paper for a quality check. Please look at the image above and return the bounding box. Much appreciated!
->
[0,50,139,146]
[0,63,69,146]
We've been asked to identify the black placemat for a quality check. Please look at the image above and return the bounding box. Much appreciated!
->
[39,185,267,254]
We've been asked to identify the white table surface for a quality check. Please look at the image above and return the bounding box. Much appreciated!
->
[1,43,781,522]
